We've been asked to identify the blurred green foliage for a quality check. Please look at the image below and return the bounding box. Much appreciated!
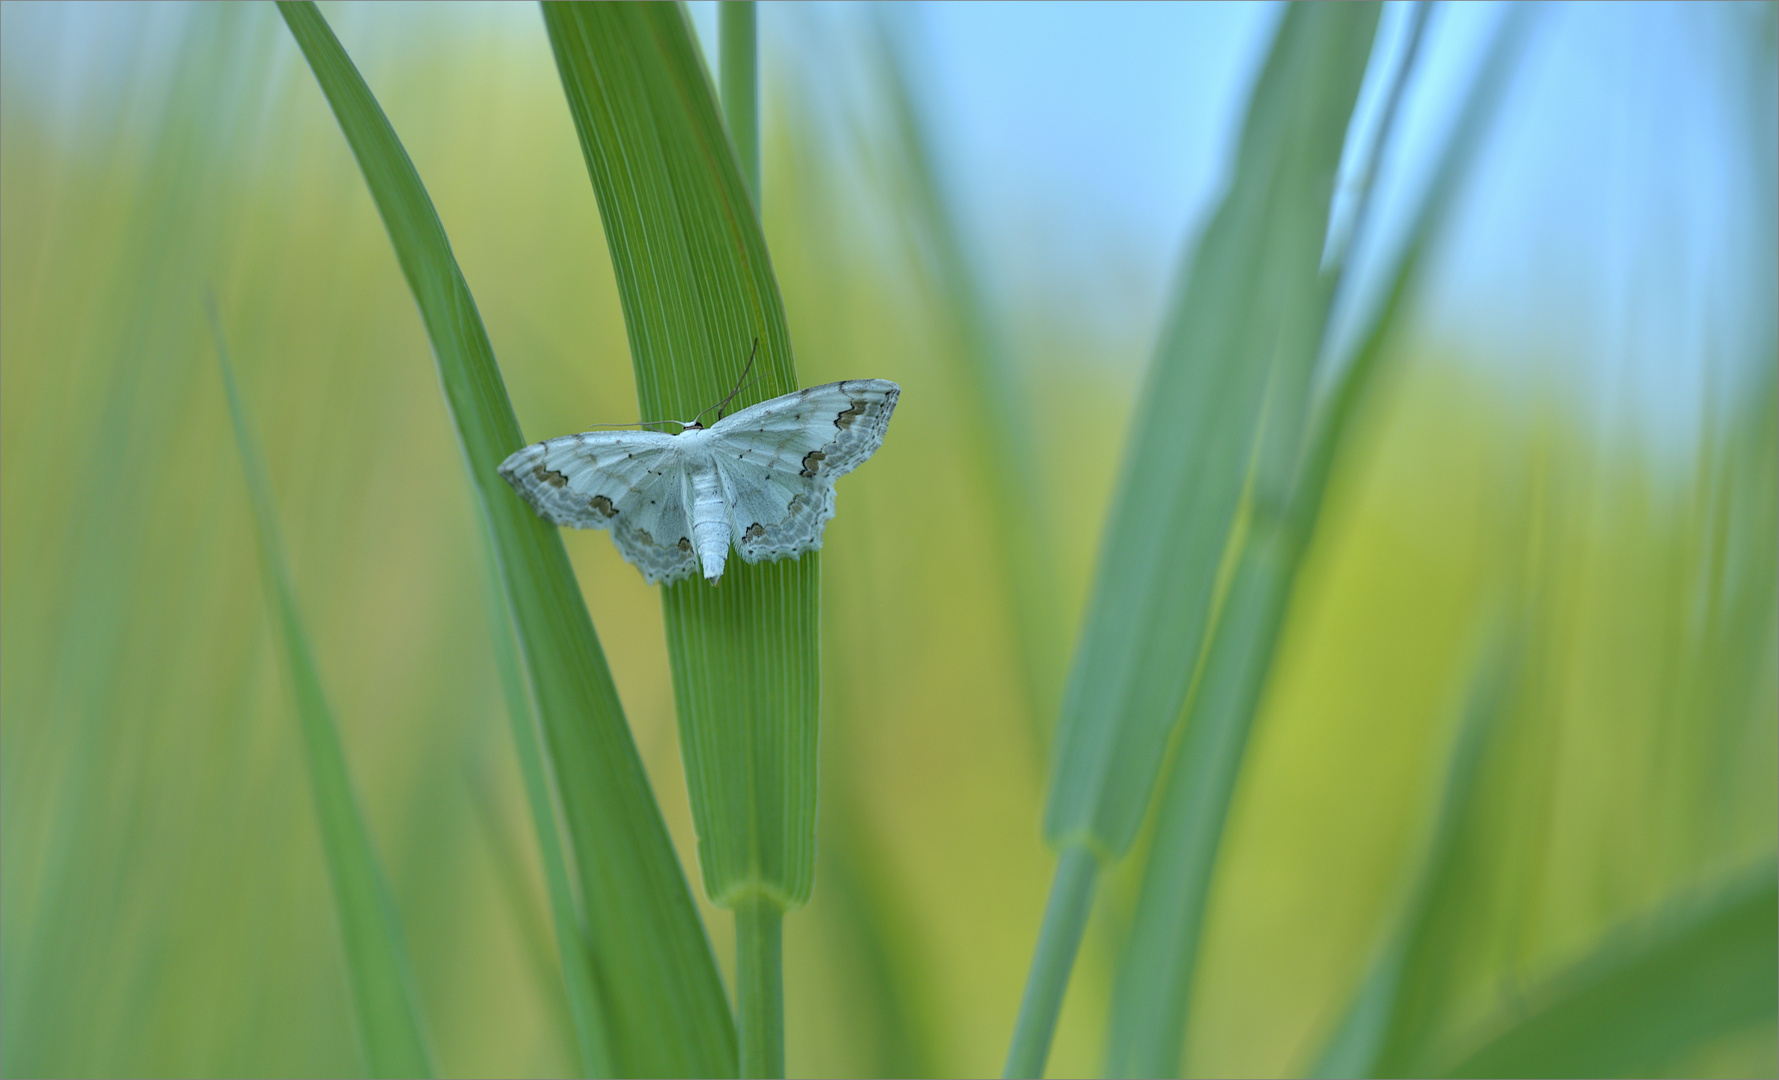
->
[212,292,435,1077]
[1,3,1772,1078]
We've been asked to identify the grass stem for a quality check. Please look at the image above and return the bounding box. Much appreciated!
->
[736,894,785,1079]
[1004,844,1099,1079]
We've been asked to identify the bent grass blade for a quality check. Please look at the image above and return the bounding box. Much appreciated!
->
[275,4,735,1074]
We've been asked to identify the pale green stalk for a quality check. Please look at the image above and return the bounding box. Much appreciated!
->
[1002,847,1098,1079]
[735,895,785,1079]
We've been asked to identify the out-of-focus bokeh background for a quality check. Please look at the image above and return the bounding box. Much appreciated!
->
[2,2,1773,1077]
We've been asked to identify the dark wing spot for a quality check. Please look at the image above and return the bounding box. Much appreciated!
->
[745,522,766,540]
[677,537,692,552]
[800,449,826,477]
[534,464,569,488]
[635,529,654,545]
[589,494,618,518]
[835,400,866,429]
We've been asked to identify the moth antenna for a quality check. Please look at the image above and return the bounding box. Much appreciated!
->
[692,339,761,425]
[580,419,677,431]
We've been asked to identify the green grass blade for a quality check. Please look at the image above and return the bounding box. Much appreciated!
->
[1300,4,1532,505]
[717,15,777,1070]
[865,23,1067,744]
[1307,639,1518,1079]
[475,540,610,1078]
[0,12,262,1070]
[720,1,759,210]
[1323,1,1430,278]
[1106,9,1532,1074]
[813,809,942,1080]
[1042,0,1378,861]
[1003,846,1100,1079]
[1010,7,1378,1076]
[274,4,736,1075]
[541,0,815,914]
[542,3,816,1074]
[209,302,434,1079]
[1104,528,1295,1078]
[1438,858,1778,1078]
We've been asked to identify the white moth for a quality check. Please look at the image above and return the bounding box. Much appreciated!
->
[498,379,900,584]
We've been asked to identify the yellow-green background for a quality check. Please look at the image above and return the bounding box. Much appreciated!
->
[3,3,1773,1077]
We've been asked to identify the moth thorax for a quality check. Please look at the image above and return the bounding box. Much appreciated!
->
[689,468,730,582]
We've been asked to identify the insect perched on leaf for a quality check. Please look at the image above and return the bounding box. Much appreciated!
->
[498,350,899,585]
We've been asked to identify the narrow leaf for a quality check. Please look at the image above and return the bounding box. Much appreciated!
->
[209,301,433,1079]
[1043,0,1379,861]
[476,540,610,1078]
[1105,528,1299,1078]
[540,0,818,917]
[1011,7,1379,1076]
[275,4,735,1075]
[1308,638,1519,1079]
[864,22,1067,743]
[1108,7,1532,1073]
[1439,858,1778,1079]
[720,0,759,210]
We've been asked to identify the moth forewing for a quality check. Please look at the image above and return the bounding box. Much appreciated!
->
[499,379,901,585]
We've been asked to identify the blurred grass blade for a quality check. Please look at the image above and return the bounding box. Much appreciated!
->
[865,21,1066,744]
[1012,5,1379,1075]
[542,3,815,1074]
[720,0,759,209]
[816,807,942,1080]
[1043,0,1377,859]
[1438,858,1778,1078]
[274,4,735,1074]
[1308,638,1518,1079]
[1324,1,1430,278]
[475,540,609,1078]
[209,301,433,1079]
[1106,8,1534,1073]
[1104,524,1293,1078]
[1003,846,1099,1078]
